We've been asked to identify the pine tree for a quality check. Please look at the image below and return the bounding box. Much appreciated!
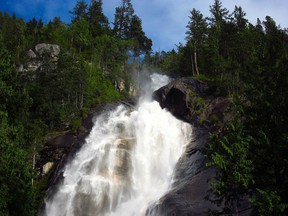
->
[186,8,208,75]
[232,6,248,30]
[88,0,109,37]
[69,18,91,53]
[209,0,229,27]
[129,15,152,57]
[204,0,230,79]
[113,0,134,39]
[70,0,88,23]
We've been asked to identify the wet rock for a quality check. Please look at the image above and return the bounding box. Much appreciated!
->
[113,138,135,180]
[153,78,205,125]
[150,77,247,215]
[114,78,138,96]
[147,169,217,216]
[42,162,54,176]
[36,102,134,191]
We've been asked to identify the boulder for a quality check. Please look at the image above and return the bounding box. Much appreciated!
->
[114,78,138,96]
[42,162,54,176]
[34,43,60,59]
[152,77,206,125]
[153,77,231,129]
[20,43,61,72]
[28,49,37,58]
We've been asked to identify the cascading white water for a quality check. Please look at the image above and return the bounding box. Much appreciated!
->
[43,74,192,216]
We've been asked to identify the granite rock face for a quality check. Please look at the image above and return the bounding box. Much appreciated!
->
[152,77,230,128]
[34,43,60,59]
[152,78,206,123]
[150,77,250,215]
[19,43,60,72]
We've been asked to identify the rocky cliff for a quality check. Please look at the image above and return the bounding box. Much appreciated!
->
[149,77,250,215]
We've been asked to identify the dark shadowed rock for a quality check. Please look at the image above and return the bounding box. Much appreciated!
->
[149,77,250,215]
[152,78,206,124]
[153,77,231,129]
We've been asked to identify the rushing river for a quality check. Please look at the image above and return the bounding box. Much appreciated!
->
[43,74,192,216]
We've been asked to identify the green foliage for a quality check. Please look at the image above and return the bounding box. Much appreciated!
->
[153,7,288,214]
[0,45,45,215]
[84,61,121,106]
[186,8,208,75]
[187,91,205,116]
[88,0,110,36]
[70,0,88,23]
[207,119,254,214]
[69,18,91,53]
[152,49,181,77]
[113,0,152,57]
[70,118,82,133]
[0,111,37,216]
[129,15,152,56]
[113,0,134,39]
[204,11,288,209]
[250,189,288,216]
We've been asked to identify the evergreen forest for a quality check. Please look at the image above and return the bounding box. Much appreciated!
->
[0,0,287,215]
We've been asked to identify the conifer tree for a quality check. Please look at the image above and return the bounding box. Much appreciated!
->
[113,0,134,39]
[209,0,229,27]
[129,15,152,57]
[186,8,208,75]
[70,0,88,23]
[232,6,248,30]
[88,0,109,37]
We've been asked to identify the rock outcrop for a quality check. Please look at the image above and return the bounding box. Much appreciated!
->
[150,77,250,215]
[152,77,230,128]
[34,43,60,59]
[20,43,60,72]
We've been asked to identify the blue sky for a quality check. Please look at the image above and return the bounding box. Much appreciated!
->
[1,0,287,52]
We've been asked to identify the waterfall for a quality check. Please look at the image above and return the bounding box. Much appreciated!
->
[43,73,192,216]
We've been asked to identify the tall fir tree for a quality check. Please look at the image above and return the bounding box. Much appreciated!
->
[113,0,134,39]
[129,15,152,57]
[209,0,229,27]
[186,8,208,75]
[88,0,110,37]
[70,0,88,23]
[232,6,248,30]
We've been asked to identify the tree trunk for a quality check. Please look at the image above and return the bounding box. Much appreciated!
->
[32,145,36,186]
[80,83,83,110]
[75,91,78,109]
[190,53,195,76]
[194,44,200,75]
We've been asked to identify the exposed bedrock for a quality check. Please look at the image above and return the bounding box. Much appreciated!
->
[150,77,250,215]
